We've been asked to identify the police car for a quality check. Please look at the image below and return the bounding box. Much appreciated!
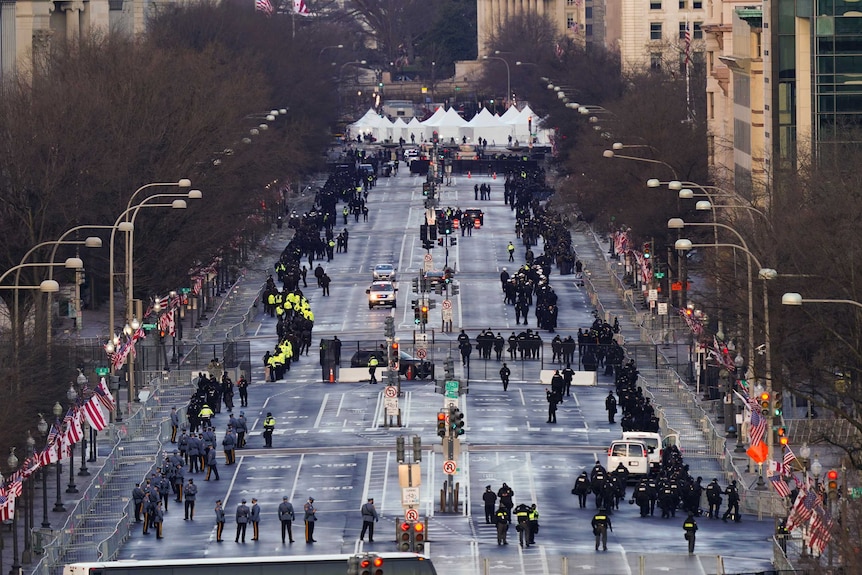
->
[367,281,397,309]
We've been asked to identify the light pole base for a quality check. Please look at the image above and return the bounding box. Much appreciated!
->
[41,521,51,529]
[52,503,66,513]
[78,467,90,476]
[755,475,767,490]
[66,484,78,494]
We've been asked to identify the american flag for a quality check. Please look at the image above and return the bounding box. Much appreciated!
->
[769,475,791,498]
[95,377,116,411]
[0,491,12,522]
[784,446,797,469]
[683,21,692,66]
[749,408,766,446]
[786,487,819,531]
[809,510,833,554]
[255,0,274,15]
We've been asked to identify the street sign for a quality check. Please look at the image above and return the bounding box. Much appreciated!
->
[95,367,109,376]
[384,396,399,416]
[423,256,433,272]
[444,380,459,399]
[424,253,433,262]
[401,487,420,507]
[657,302,668,316]
[444,397,459,410]
[141,323,157,330]
[384,385,398,398]
[405,508,420,522]
[648,289,658,302]
[442,460,457,474]
[442,309,453,322]
[180,287,191,294]
[442,299,452,310]
[415,348,427,359]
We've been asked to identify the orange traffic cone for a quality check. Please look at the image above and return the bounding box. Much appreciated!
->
[467,171,471,178]
[329,368,335,383]
[492,172,497,180]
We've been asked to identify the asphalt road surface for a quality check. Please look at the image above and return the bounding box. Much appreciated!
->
[116,166,776,574]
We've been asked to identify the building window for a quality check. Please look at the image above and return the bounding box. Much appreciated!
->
[586,23,593,36]
[567,0,576,5]
[679,0,687,7]
[693,0,702,7]
[650,23,663,40]
[585,6,593,18]
[650,0,662,9]
[693,22,703,39]
[567,15,576,29]
[651,52,662,69]
[679,23,687,40]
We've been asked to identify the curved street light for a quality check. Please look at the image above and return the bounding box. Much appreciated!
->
[781,293,862,310]
[482,55,511,108]
[603,150,678,179]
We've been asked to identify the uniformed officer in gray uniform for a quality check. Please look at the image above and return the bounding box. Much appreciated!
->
[183,478,197,520]
[359,498,379,542]
[235,499,250,543]
[251,498,261,540]
[278,496,296,543]
[214,500,226,542]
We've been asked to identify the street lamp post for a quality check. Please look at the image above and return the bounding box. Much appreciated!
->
[603,150,678,179]
[482,55,511,109]
[76,370,90,476]
[52,402,65,513]
[22,433,34,564]
[8,447,20,575]
[65,384,78,494]
[37,415,49,529]
[107,193,197,420]
[337,60,367,119]
[781,293,862,310]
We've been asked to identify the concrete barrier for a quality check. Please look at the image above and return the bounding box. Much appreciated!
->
[338,367,372,383]
[538,370,597,386]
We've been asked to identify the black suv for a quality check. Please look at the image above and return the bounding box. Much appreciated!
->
[350,350,435,380]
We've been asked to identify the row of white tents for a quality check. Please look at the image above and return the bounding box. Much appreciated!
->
[348,105,552,147]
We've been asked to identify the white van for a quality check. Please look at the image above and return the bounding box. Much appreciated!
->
[621,432,681,472]
[607,440,649,479]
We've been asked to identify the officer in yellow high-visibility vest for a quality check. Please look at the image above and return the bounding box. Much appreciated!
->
[683,514,698,554]
[263,412,276,448]
[368,356,379,384]
[198,404,214,428]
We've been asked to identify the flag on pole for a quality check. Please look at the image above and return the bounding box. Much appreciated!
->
[809,510,833,554]
[95,377,116,411]
[0,491,14,521]
[769,475,791,498]
[786,487,819,531]
[293,0,310,14]
[83,398,108,431]
[684,21,692,66]
[749,408,766,446]
[783,445,797,470]
[255,0,274,15]
[64,408,83,444]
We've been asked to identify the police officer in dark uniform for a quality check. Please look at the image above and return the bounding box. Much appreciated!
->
[706,478,722,518]
[591,508,612,551]
[183,478,197,520]
[495,505,510,545]
[514,503,532,547]
[723,480,741,522]
[263,412,276,448]
[572,471,590,508]
[499,363,511,391]
[132,483,144,522]
[605,391,618,424]
[482,485,498,524]
[683,513,698,553]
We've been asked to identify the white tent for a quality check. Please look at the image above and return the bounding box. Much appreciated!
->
[348,109,393,141]
[431,107,468,142]
[406,117,423,143]
[391,117,409,142]
[499,105,521,125]
[509,104,537,142]
[466,108,511,147]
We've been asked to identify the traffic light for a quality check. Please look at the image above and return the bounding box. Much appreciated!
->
[437,237,444,246]
[396,436,405,463]
[759,391,770,416]
[436,412,447,437]
[360,554,384,575]
[827,469,839,495]
[411,521,426,552]
[412,435,422,462]
[445,222,453,235]
[773,391,783,417]
[444,357,454,380]
[414,306,421,324]
[432,130,439,144]
[384,316,395,338]
[420,305,429,324]
[391,341,399,355]
[450,406,465,436]
[420,224,429,241]
[429,225,437,241]
[398,522,412,550]
[450,237,457,246]
[643,242,651,259]
[411,278,419,293]
[451,283,460,296]
[777,427,788,446]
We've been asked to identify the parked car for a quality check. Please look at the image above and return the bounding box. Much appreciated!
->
[367,281,397,309]
[350,349,434,379]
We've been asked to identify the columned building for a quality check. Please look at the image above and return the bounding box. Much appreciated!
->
[476,0,589,56]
